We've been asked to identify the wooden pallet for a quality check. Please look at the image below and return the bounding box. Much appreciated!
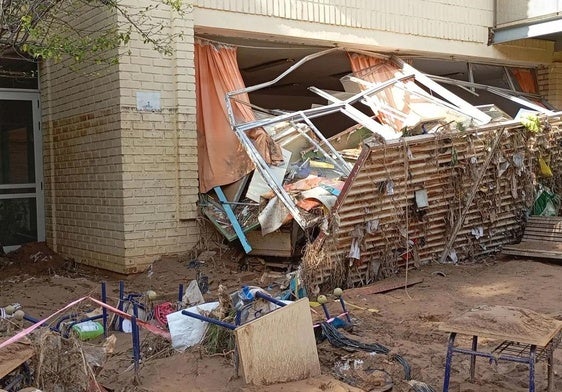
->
[503,216,562,259]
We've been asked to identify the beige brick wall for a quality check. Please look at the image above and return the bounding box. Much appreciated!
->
[41,3,200,273]
[40,5,126,271]
[196,0,493,43]
[117,2,199,270]
[538,62,562,110]
[39,0,559,274]
[193,0,554,64]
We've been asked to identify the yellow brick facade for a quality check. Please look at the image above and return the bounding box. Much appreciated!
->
[38,0,561,273]
[41,4,199,273]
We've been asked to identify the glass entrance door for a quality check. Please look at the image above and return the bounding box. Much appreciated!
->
[0,91,43,250]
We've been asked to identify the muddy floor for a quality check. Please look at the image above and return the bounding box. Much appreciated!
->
[2,243,562,391]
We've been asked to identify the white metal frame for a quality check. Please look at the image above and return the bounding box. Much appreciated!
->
[0,89,44,252]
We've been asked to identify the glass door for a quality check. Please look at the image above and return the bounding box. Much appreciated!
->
[0,90,43,251]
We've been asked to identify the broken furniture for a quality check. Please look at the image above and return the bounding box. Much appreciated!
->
[181,293,322,385]
[235,298,320,385]
[439,305,562,392]
[502,216,562,259]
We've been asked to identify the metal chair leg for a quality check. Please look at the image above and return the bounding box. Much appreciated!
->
[443,332,456,392]
[547,345,554,392]
[529,345,536,392]
[470,335,478,382]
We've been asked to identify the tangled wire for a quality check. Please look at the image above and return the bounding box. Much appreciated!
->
[320,322,436,392]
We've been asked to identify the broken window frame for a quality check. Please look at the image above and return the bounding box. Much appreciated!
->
[428,74,555,115]
[225,48,539,230]
[226,71,417,228]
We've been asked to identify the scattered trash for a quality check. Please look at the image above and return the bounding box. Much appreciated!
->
[71,320,104,341]
[415,189,429,209]
[471,227,484,239]
[167,302,220,351]
[447,249,458,264]
[186,259,204,269]
[182,280,205,307]
[30,251,51,264]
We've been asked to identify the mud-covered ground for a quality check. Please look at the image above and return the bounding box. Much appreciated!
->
[2,243,562,391]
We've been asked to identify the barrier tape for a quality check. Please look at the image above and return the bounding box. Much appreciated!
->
[0,296,170,351]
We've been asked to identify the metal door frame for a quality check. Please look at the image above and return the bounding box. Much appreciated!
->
[0,88,44,252]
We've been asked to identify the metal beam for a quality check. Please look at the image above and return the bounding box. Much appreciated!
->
[392,56,492,125]
[490,17,562,44]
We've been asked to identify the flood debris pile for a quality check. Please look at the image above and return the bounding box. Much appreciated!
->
[303,118,562,291]
[196,45,562,292]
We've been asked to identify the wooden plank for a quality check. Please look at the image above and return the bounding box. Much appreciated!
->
[348,276,424,296]
[235,298,320,385]
[523,228,562,234]
[503,239,562,259]
[502,249,562,259]
[0,338,34,378]
[439,305,562,347]
[522,235,562,241]
[247,229,293,257]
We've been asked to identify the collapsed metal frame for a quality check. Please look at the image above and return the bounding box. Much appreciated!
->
[428,74,556,115]
[224,48,524,229]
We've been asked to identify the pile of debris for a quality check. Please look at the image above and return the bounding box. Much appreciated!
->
[197,47,562,293]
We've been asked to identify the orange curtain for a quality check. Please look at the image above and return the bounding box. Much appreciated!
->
[510,68,537,94]
[195,41,283,193]
[347,53,414,131]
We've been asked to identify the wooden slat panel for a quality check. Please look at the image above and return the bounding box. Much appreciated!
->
[304,119,562,289]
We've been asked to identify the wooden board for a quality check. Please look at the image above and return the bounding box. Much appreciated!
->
[0,338,35,379]
[348,276,424,297]
[235,298,321,385]
[502,241,562,259]
[439,305,562,347]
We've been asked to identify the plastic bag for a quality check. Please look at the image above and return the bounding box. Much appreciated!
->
[532,187,560,216]
[538,157,553,177]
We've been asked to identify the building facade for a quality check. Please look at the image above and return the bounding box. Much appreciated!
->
[1,0,561,273]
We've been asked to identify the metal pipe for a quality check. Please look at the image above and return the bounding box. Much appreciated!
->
[254,291,287,308]
[320,304,331,320]
[181,310,237,330]
[23,314,58,332]
[101,281,107,337]
[117,280,125,330]
[338,297,352,323]
[229,48,342,97]
[131,316,140,375]
[293,114,350,174]
[178,284,184,304]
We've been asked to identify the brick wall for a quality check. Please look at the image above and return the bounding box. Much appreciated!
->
[41,3,200,273]
[193,0,553,63]
[40,4,128,272]
[196,0,493,43]
[538,59,562,110]
[117,2,199,270]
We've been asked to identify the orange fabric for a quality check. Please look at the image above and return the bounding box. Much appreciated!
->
[510,68,537,94]
[348,53,422,131]
[195,42,283,193]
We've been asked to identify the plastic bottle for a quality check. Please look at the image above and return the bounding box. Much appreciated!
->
[71,320,104,340]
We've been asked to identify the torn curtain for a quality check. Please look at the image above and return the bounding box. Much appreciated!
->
[510,68,538,94]
[195,41,283,193]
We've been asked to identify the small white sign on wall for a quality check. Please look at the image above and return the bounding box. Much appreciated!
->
[136,91,161,111]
